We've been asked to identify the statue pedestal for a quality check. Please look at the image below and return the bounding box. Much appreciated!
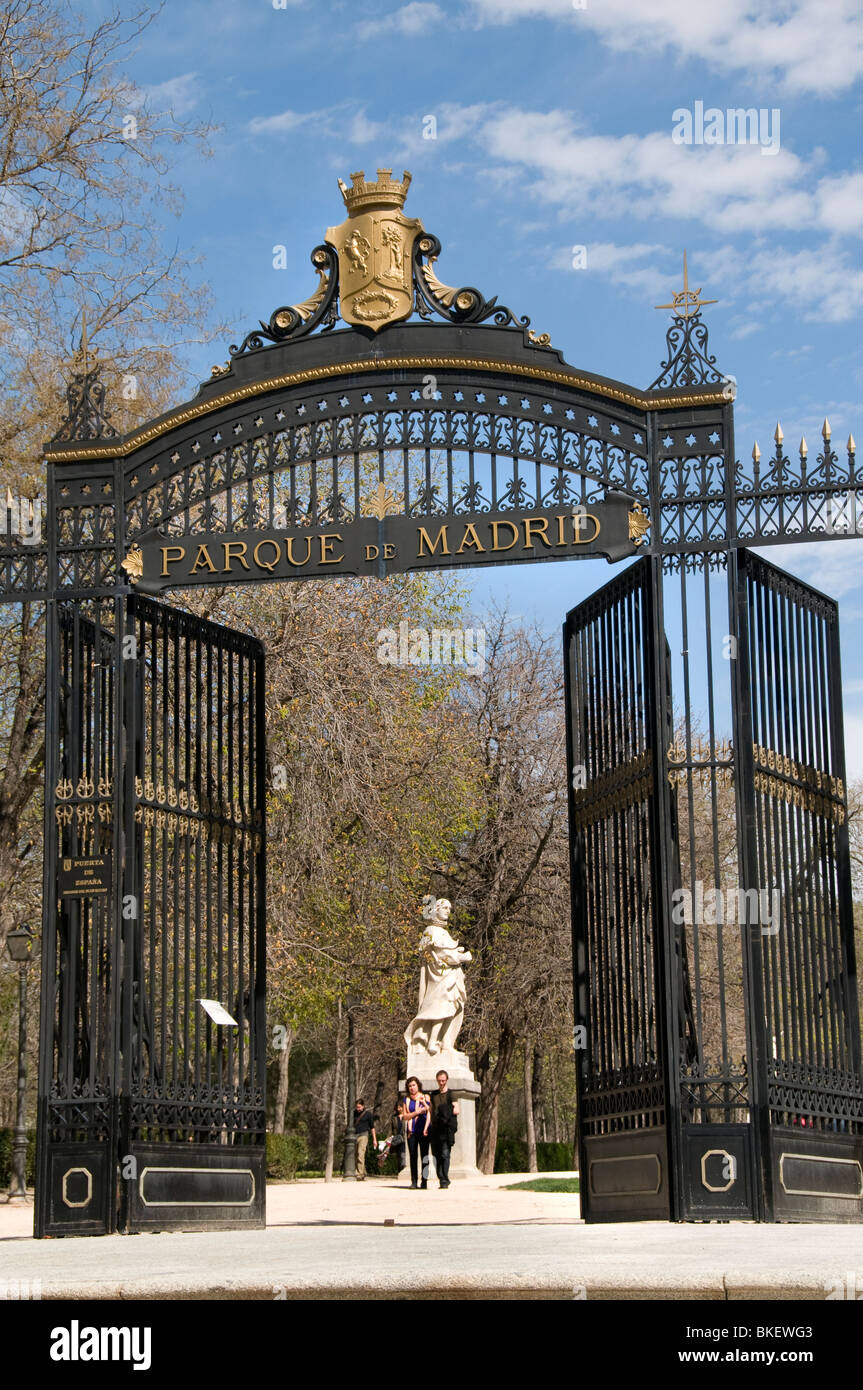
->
[401,1052,482,1181]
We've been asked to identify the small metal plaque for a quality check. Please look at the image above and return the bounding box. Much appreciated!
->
[58,854,111,899]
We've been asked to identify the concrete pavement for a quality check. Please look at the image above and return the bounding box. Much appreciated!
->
[1,1174,861,1299]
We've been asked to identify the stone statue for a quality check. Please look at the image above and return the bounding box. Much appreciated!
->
[401,895,482,1181]
[404,897,472,1060]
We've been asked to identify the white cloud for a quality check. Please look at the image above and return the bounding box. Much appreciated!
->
[741,246,863,323]
[473,108,811,234]
[143,72,200,118]
[547,235,863,326]
[816,173,863,237]
[248,108,323,135]
[753,538,863,598]
[249,104,388,145]
[548,240,669,296]
[412,104,863,320]
[357,3,445,39]
[348,110,389,143]
[466,0,863,96]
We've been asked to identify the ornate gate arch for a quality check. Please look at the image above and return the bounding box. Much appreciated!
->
[2,168,858,1231]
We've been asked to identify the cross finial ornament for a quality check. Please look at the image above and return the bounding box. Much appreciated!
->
[655,251,718,321]
[51,305,118,443]
[648,250,723,390]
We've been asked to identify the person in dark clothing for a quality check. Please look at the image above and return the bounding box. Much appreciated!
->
[353,1099,376,1181]
[399,1076,430,1188]
[386,1106,407,1172]
[429,1069,459,1188]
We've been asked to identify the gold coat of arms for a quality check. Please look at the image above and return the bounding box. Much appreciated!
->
[326,169,423,331]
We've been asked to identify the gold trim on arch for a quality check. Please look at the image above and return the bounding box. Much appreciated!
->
[46,354,729,463]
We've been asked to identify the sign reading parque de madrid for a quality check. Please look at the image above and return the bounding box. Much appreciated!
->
[131,495,646,593]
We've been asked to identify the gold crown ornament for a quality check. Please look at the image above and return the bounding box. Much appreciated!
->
[337,168,412,215]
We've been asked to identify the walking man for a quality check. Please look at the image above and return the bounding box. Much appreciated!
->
[354,1099,376,1181]
[429,1070,459,1188]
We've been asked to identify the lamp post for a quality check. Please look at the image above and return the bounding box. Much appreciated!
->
[342,1000,357,1180]
[5,925,33,1203]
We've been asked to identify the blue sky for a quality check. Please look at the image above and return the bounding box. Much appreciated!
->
[93,0,863,770]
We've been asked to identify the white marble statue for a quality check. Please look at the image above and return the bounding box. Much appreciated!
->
[404,897,472,1059]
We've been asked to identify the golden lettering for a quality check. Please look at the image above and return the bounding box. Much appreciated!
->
[223,540,250,571]
[284,536,311,567]
[161,545,185,576]
[417,525,450,557]
[383,543,396,559]
[189,544,216,574]
[457,522,486,554]
[522,516,551,549]
[556,514,566,546]
[318,533,344,564]
[253,539,281,570]
[490,520,519,552]
[364,544,380,561]
[573,512,600,544]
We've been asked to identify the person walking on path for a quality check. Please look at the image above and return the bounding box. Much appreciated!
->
[429,1069,459,1188]
[353,1099,377,1181]
[399,1076,430,1189]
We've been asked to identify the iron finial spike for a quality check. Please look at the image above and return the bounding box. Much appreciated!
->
[822,417,831,441]
[774,421,783,447]
[79,307,90,373]
[848,432,856,454]
[800,435,808,457]
[752,441,761,463]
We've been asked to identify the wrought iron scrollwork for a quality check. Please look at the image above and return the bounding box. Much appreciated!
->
[227,225,550,359]
[409,482,446,516]
[412,232,530,330]
[230,245,339,356]
[649,309,724,390]
[52,364,119,443]
[317,490,353,525]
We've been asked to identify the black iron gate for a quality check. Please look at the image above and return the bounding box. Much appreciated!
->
[35,601,119,1235]
[565,548,863,1222]
[733,549,863,1220]
[564,556,682,1220]
[36,596,266,1236]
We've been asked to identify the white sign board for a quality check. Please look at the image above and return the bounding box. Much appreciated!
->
[198,998,238,1026]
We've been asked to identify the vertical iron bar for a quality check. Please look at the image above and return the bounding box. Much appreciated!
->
[731,550,772,1220]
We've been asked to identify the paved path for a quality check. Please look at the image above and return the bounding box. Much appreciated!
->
[2,1175,861,1299]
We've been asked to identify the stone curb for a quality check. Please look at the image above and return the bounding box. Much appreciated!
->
[22,1273,838,1301]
